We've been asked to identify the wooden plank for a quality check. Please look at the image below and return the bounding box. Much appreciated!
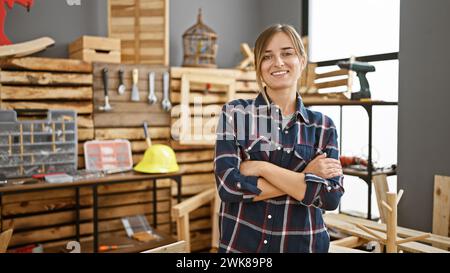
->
[323,213,450,251]
[329,244,368,253]
[77,115,94,129]
[315,69,349,79]
[0,37,54,59]
[1,101,93,114]
[0,71,93,85]
[173,184,214,196]
[78,128,95,141]
[0,57,92,73]
[373,174,389,223]
[0,86,92,100]
[178,162,213,175]
[330,236,368,248]
[142,240,187,253]
[97,180,171,194]
[94,112,170,127]
[94,127,170,140]
[315,79,349,90]
[433,175,450,248]
[172,188,215,218]
[176,150,214,163]
[170,67,239,79]
[2,195,92,216]
[0,229,13,253]
[172,79,232,93]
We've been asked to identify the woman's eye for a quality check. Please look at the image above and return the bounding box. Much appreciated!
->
[263,55,272,60]
[282,52,293,57]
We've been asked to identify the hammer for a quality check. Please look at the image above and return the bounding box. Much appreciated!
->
[99,67,112,111]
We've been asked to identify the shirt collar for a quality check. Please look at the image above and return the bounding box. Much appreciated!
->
[254,90,310,124]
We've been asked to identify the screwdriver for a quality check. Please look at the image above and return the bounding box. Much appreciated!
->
[98,244,134,252]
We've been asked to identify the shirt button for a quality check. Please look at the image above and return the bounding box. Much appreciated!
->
[277,146,281,150]
[268,215,272,219]
[277,127,281,130]
[284,130,288,134]
[263,240,268,244]
[287,150,291,154]
[237,182,241,189]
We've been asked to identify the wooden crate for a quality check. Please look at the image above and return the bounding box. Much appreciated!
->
[108,0,169,65]
[0,57,94,168]
[69,36,121,64]
[1,180,173,251]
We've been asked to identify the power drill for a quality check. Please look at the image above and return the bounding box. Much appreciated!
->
[337,60,375,100]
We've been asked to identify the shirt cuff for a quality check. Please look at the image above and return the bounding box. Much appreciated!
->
[302,173,330,205]
[237,175,262,195]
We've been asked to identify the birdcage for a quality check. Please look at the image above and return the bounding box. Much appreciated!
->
[182,9,218,68]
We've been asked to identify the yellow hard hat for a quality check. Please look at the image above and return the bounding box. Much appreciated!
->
[134,144,179,173]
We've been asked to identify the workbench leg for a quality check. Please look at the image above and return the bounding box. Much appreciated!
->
[0,193,3,232]
[93,185,98,253]
[75,187,80,242]
[153,179,157,228]
[176,176,182,203]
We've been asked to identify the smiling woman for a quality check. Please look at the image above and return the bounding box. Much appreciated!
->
[214,24,344,253]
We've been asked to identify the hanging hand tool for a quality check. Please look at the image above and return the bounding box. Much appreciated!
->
[147,72,157,104]
[131,68,140,101]
[161,72,172,112]
[337,60,375,100]
[99,67,112,111]
[117,68,125,95]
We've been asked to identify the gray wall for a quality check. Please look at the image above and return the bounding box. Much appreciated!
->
[5,0,108,58]
[398,0,450,232]
[169,0,262,68]
[5,0,302,68]
[261,0,303,34]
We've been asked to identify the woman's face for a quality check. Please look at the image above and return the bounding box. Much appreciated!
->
[260,32,303,92]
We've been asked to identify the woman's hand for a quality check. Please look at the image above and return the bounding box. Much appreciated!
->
[240,160,267,177]
[303,153,342,179]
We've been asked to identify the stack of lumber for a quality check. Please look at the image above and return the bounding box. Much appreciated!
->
[324,213,450,253]
[108,0,169,65]
[2,180,172,251]
[0,57,94,167]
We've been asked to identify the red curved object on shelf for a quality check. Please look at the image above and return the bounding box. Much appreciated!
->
[0,0,34,45]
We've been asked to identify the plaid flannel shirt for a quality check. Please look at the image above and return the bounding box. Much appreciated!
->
[214,92,344,253]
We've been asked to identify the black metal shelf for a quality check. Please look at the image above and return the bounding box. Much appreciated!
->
[304,98,398,220]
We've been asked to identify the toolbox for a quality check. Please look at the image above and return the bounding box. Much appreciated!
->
[0,109,78,178]
[84,139,133,172]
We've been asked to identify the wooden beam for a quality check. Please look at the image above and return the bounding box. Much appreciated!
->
[329,244,368,253]
[433,175,450,249]
[0,57,92,73]
[324,213,449,253]
[172,188,216,218]
[330,236,368,248]
[0,71,93,85]
[372,174,389,223]
[325,213,450,249]
[0,86,92,100]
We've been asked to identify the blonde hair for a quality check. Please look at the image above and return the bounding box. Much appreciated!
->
[254,24,307,100]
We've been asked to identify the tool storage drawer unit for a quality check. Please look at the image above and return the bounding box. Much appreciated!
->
[0,110,77,178]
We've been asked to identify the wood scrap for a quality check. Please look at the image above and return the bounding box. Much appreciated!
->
[0,37,54,58]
